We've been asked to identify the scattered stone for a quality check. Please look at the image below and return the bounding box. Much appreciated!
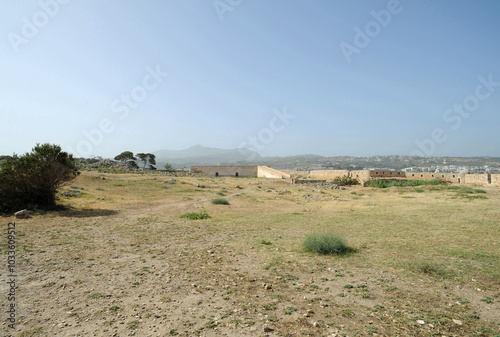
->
[263,325,274,332]
[263,283,273,290]
[313,322,319,327]
[452,319,462,326]
[193,183,206,188]
[61,190,81,197]
[320,301,328,308]
[417,320,426,325]
[15,209,31,219]
[235,185,243,189]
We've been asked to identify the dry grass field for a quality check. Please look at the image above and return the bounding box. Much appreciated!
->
[1,171,499,337]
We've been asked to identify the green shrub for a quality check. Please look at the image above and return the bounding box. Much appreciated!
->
[303,233,352,255]
[211,198,230,205]
[333,175,359,186]
[180,212,211,220]
[0,143,79,212]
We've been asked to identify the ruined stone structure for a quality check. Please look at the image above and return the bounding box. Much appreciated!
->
[346,170,496,186]
[309,170,349,179]
[257,166,292,179]
[464,173,490,185]
[190,165,290,179]
[191,165,499,187]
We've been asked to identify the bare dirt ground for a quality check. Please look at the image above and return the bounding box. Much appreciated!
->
[1,172,499,337]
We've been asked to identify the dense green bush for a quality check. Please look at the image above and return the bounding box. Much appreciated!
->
[0,144,79,212]
[333,175,359,186]
[180,212,211,220]
[303,233,352,255]
[211,198,230,205]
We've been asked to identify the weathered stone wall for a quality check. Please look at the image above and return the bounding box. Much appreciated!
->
[369,170,406,178]
[257,166,291,179]
[491,174,500,186]
[281,170,309,176]
[190,166,258,177]
[464,174,489,185]
[349,170,371,184]
[310,170,349,179]
[405,172,461,183]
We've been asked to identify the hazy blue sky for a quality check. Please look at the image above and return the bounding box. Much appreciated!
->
[1,0,499,158]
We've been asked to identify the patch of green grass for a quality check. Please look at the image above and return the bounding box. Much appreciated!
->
[303,233,352,255]
[451,187,488,200]
[429,186,446,191]
[180,212,211,220]
[414,188,425,193]
[341,308,354,317]
[127,320,139,329]
[283,306,298,315]
[211,198,230,205]
[268,315,279,322]
[463,195,488,200]
[19,327,43,337]
[263,303,277,311]
[89,292,104,299]
[205,319,218,328]
[408,260,452,279]
[42,281,56,288]
[109,305,120,312]
[480,297,494,304]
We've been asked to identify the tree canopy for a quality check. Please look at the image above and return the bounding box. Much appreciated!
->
[137,153,156,170]
[114,151,139,170]
[0,143,79,212]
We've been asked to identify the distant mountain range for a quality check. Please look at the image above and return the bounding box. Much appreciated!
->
[153,145,500,171]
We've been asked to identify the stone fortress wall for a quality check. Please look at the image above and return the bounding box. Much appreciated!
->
[309,170,349,179]
[346,170,497,186]
[190,165,291,179]
[191,165,500,187]
[191,165,259,177]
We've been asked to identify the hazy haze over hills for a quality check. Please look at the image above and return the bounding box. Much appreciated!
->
[152,145,500,172]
